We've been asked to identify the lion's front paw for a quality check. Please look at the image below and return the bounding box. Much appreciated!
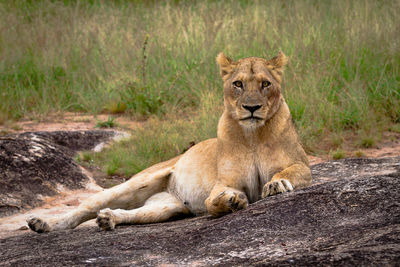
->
[262,179,293,198]
[27,217,51,233]
[96,208,116,231]
[208,190,248,217]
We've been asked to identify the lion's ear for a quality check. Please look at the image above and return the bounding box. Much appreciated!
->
[269,51,288,71]
[216,52,234,78]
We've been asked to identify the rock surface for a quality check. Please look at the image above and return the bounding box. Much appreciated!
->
[0,156,399,266]
[0,131,115,217]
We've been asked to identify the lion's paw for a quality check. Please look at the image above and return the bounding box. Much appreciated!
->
[209,190,248,217]
[27,217,51,233]
[96,208,117,231]
[262,179,293,198]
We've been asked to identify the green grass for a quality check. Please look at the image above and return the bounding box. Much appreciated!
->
[389,124,400,133]
[358,136,375,148]
[331,149,346,160]
[1,0,399,176]
[96,116,116,128]
[91,91,222,176]
[75,151,93,164]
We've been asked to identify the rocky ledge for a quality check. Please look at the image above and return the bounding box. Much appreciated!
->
[0,132,398,266]
[0,131,116,217]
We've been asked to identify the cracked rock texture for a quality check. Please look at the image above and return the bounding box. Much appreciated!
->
[0,154,399,266]
[0,131,115,217]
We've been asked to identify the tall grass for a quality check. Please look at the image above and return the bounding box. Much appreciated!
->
[87,91,222,177]
[1,0,399,175]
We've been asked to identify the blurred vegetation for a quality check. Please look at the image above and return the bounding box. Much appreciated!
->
[96,116,116,128]
[1,0,399,176]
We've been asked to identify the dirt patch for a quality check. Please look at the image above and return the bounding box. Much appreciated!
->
[0,112,144,134]
[348,131,400,158]
[308,130,400,164]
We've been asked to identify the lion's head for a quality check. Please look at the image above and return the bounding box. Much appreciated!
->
[216,52,288,129]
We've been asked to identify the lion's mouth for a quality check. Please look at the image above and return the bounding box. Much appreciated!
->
[240,116,263,121]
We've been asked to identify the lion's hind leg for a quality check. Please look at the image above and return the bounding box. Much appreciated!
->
[27,157,179,233]
[96,192,189,230]
[27,178,165,233]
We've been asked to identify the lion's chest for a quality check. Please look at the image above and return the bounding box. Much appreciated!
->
[240,154,274,203]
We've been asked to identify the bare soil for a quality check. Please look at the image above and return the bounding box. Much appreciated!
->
[0,112,143,133]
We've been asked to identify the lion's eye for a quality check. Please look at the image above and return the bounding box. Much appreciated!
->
[233,81,243,88]
[262,81,271,88]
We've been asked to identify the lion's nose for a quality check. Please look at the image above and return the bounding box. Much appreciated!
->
[242,105,262,114]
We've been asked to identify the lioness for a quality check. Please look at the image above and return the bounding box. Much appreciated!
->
[28,52,311,233]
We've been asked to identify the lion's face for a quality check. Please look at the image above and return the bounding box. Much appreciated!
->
[217,52,287,129]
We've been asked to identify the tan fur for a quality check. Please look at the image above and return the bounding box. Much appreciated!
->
[27,52,311,232]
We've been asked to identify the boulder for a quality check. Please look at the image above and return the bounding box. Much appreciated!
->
[0,155,398,266]
[0,131,115,217]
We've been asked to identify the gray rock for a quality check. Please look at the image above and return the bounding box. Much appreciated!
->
[0,155,398,266]
[0,131,115,217]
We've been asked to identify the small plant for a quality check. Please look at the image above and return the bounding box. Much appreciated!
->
[75,154,81,164]
[354,150,365,157]
[331,133,343,148]
[11,124,23,131]
[0,129,10,136]
[96,116,116,128]
[142,35,149,87]
[75,152,93,164]
[106,163,119,176]
[389,124,400,133]
[358,136,375,148]
[125,83,164,116]
[331,149,346,160]
[82,152,93,162]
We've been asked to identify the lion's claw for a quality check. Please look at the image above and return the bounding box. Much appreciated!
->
[262,179,293,198]
[208,190,248,217]
[96,208,116,231]
[27,217,51,233]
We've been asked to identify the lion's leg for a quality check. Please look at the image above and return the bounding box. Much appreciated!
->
[27,159,177,233]
[205,183,248,217]
[96,192,189,230]
[262,163,312,198]
[27,181,161,233]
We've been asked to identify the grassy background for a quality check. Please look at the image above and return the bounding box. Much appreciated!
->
[1,0,399,177]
